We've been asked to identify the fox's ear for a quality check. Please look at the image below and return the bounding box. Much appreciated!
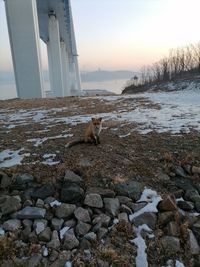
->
[91,117,95,122]
[99,117,102,121]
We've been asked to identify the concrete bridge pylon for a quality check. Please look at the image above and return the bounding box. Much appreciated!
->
[4,0,81,99]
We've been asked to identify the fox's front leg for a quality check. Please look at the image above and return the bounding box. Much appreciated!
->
[96,135,100,144]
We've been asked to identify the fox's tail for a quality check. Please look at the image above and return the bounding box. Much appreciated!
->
[65,139,85,148]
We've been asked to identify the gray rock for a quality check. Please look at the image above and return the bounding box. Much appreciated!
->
[175,178,196,191]
[103,198,120,216]
[156,172,170,181]
[29,231,38,243]
[60,183,84,203]
[47,230,60,249]
[120,204,132,214]
[15,173,34,185]
[22,219,32,228]
[0,196,21,215]
[55,203,76,219]
[183,164,192,174]
[0,171,12,188]
[116,196,132,204]
[63,233,79,250]
[80,238,91,250]
[84,232,97,241]
[192,221,200,243]
[74,207,91,223]
[97,227,108,240]
[16,207,46,219]
[173,166,187,178]
[166,221,179,237]
[84,193,103,208]
[92,222,102,233]
[115,181,143,201]
[184,189,199,202]
[23,199,33,207]
[97,259,109,267]
[49,251,71,267]
[51,218,64,230]
[161,236,181,253]
[35,199,44,208]
[177,200,194,211]
[33,219,47,235]
[188,229,200,255]
[86,187,115,198]
[132,212,157,230]
[92,214,111,227]
[194,196,200,212]
[76,221,91,236]
[21,226,32,242]
[3,219,21,231]
[64,219,77,228]
[118,212,129,223]
[28,254,43,267]
[158,212,175,227]
[64,170,83,184]
[49,250,59,262]
[39,227,52,242]
[31,184,55,199]
[44,196,56,204]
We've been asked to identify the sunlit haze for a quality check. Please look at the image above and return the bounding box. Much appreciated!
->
[1,0,200,72]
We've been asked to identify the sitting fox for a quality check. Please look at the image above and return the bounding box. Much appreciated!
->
[66,117,102,148]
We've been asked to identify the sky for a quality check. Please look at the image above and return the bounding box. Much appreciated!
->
[1,0,200,72]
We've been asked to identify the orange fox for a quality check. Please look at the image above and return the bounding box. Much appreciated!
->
[66,117,102,148]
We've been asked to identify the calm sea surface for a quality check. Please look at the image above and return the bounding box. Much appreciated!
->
[0,79,128,100]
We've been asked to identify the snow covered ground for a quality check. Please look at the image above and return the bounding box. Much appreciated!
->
[1,88,200,135]
[0,88,200,167]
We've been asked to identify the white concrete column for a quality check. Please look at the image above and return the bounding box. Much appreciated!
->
[68,59,77,95]
[60,41,70,96]
[74,55,82,93]
[47,15,64,97]
[4,0,44,99]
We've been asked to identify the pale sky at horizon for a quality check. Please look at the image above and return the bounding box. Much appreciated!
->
[1,0,200,72]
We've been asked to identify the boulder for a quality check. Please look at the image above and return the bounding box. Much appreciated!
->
[115,181,143,201]
[16,207,46,219]
[132,212,157,230]
[0,196,21,215]
[3,219,21,231]
[158,195,177,211]
[74,207,91,223]
[47,230,60,249]
[63,233,79,250]
[55,203,76,219]
[161,236,181,253]
[63,170,83,185]
[103,198,120,216]
[84,194,103,208]
[31,184,55,199]
[60,184,84,203]
[76,221,91,236]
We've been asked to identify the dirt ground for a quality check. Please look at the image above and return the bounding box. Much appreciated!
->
[1,95,200,195]
[1,95,200,266]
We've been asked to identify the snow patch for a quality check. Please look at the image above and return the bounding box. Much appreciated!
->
[129,188,162,221]
[0,149,30,168]
[60,226,70,240]
[130,224,153,267]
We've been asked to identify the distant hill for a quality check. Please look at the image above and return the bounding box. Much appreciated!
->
[80,70,135,82]
[122,75,200,94]
[0,70,135,84]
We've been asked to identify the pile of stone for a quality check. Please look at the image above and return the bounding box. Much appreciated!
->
[0,169,200,266]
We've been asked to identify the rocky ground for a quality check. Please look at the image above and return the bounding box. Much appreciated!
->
[0,94,200,266]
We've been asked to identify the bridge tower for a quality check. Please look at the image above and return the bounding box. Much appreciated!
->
[4,0,81,99]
